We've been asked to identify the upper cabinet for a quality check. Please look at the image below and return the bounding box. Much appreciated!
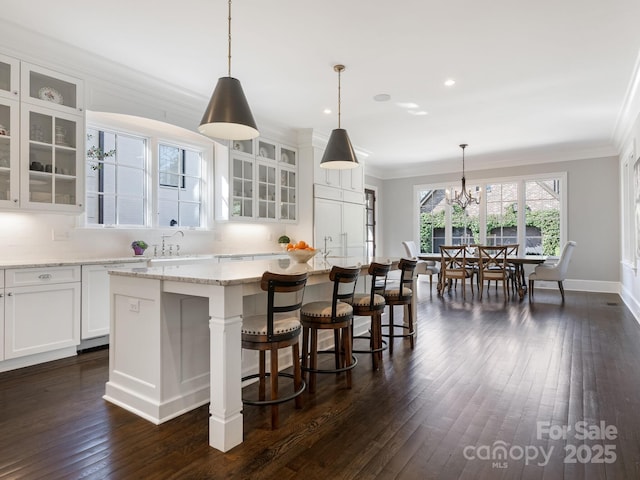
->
[218,138,297,223]
[0,54,19,101]
[0,58,85,213]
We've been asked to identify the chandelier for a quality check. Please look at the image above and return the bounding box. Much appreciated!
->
[446,143,481,210]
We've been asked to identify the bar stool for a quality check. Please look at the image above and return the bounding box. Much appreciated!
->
[300,266,360,393]
[382,258,417,354]
[241,271,308,429]
[348,262,391,370]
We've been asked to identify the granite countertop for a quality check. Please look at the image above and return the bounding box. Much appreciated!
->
[0,257,148,269]
[109,256,397,286]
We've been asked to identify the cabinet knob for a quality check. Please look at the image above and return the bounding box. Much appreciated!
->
[0,293,3,298]
[38,274,52,280]
[7,292,13,296]
[13,198,18,203]
[12,90,18,96]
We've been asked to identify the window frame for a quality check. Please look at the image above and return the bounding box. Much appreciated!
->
[413,172,567,257]
[83,114,214,230]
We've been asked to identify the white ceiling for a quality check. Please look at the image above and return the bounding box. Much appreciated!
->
[2,0,640,177]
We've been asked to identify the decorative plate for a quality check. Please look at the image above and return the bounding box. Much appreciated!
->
[233,141,244,152]
[281,152,289,163]
[259,147,268,157]
[38,87,64,104]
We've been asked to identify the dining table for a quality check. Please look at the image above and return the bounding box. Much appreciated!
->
[417,252,547,299]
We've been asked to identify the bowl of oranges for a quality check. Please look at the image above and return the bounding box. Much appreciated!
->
[286,240,318,263]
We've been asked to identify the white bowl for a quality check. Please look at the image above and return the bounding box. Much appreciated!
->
[287,249,318,263]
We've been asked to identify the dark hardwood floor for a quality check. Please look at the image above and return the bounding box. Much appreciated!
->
[1,285,640,479]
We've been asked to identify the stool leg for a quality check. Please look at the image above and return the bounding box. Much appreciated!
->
[343,325,353,389]
[292,342,303,409]
[259,351,266,401]
[333,330,341,370]
[301,326,309,384]
[407,302,414,349]
[371,314,379,370]
[270,345,279,429]
[388,305,395,355]
[310,329,318,393]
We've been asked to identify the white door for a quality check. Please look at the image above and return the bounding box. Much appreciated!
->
[314,197,344,256]
[343,201,366,257]
[4,282,80,359]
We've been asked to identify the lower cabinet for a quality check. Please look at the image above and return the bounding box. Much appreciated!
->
[4,266,81,359]
[81,262,146,340]
[0,269,4,361]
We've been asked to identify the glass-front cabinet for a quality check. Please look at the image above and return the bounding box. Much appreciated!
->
[0,54,19,101]
[21,105,82,210]
[221,138,297,222]
[18,64,84,212]
[0,97,19,207]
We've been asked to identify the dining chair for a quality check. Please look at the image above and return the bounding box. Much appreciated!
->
[241,271,308,429]
[528,241,576,302]
[439,246,474,300]
[300,266,360,393]
[477,245,509,300]
[348,261,391,370]
[402,240,440,292]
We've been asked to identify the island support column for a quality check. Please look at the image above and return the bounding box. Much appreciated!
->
[208,283,244,452]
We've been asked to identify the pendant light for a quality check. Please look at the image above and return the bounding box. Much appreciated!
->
[445,144,481,210]
[320,64,359,169]
[198,0,258,140]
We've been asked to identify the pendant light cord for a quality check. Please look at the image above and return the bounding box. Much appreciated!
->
[227,0,232,77]
[337,67,341,128]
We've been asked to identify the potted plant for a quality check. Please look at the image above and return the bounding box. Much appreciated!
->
[131,240,148,256]
[277,235,291,251]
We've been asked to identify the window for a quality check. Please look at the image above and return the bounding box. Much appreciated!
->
[158,144,203,227]
[86,128,146,226]
[415,174,565,256]
[365,188,376,257]
[85,114,211,229]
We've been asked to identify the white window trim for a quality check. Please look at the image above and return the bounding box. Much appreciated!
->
[82,113,214,230]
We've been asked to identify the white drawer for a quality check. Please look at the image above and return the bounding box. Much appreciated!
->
[6,266,81,287]
[0,269,4,288]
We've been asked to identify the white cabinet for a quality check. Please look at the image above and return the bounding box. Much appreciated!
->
[81,262,146,340]
[217,138,298,222]
[0,96,19,207]
[314,194,366,258]
[0,59,85,213]
[313,152,364,193]
[4,266,80,359]
[0,269,4,360]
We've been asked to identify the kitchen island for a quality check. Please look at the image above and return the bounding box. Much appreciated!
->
[105,256,396,453]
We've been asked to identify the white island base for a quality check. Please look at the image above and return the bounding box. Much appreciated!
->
[104,257,399,452]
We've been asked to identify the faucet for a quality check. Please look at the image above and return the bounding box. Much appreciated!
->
[323,235,333,259]
[161,230,184,256]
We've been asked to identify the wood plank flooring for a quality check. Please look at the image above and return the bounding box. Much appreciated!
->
[1,285,640,479]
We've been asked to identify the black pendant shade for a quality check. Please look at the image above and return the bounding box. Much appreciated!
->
[198,76,259,140]
[320,128,359,169]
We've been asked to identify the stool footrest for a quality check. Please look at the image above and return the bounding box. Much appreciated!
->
[381,324,415,339]
[352,334,388,354]
[241,372,306,406]
[301,351,358,374]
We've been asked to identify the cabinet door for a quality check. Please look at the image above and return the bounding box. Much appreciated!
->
[256,160,277,220]
[20,103,84,212]
[81,265,111,339]
[0,97,19,207]
[230,154,254,219]
[279,166,296,221]
[0,54,19,101]
[314,198,344,256]
[341,165,364,193]
[343,201,366,257]
[21,62,84,114]
[4,282,80,359]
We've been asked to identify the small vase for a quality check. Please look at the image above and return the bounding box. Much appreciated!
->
[133,246,146,256]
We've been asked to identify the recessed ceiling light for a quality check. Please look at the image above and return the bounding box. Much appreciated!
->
[373,93,391,102]
[408,110,428,116]
[444,79,456,87]
[396,102,419,109]
[323,108,332,114]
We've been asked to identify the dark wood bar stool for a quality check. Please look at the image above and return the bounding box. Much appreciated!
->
[382,258,417,354]
[300,266,360,393]
[241,271,308,429]
[348,262,391,370]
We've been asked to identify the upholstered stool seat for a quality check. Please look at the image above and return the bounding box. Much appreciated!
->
[241,271,307,429]
[382,258,417,354]
[301,266,360,393]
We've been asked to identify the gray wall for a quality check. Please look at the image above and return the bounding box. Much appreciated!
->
[379,156,620,282]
